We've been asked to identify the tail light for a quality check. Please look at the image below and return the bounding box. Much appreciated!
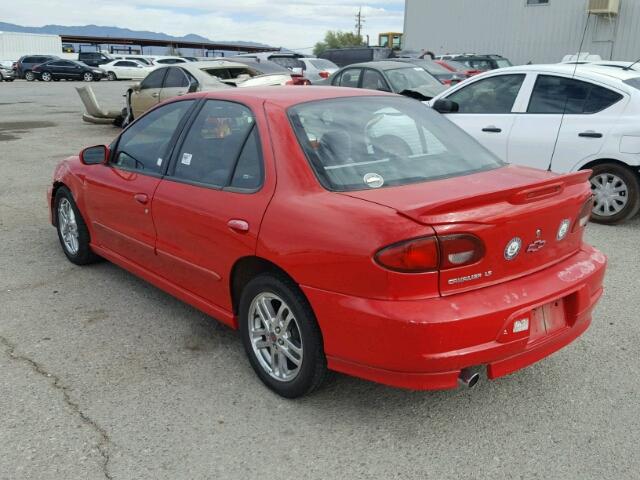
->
[375,234,484,273]
[319,71,330,79]
[573,196,594,231]
[286,75,311,86]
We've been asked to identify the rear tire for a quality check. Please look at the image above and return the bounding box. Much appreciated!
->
[24,71,35,81]
[239,273,328,398]
[589,162,640,224]
[54,187,100,265]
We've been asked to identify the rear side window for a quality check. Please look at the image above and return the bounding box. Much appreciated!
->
[288,96,502,191]
[163,67,189,88]
[113,100,194,174]
[140,68,166,89]
[528,75,622,114]
[447,74,525,113]
[171,100,262,190]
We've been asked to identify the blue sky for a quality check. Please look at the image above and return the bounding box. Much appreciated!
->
[1,1,406,50]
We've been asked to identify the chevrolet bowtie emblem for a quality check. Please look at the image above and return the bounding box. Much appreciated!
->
[526,239,546,253]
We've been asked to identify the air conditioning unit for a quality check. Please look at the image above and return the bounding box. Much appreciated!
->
[587,0,620,15]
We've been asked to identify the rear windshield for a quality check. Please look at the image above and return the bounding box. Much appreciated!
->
[623,77,640,90]
[310,59,337,70]
[495,59,513,68]
[268,56,305,70]
[288,96,503,191]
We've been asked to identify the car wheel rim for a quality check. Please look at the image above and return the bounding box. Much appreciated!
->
[25,72,33,80]
[84,73,92,81]
[42,73,51,81]
[108,73,115,80]
[249,292,303,382]
[591,172,629,216]
[58,198,79,255]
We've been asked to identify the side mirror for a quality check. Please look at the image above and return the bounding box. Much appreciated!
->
[80,145,109,165]
[432,99,459,114]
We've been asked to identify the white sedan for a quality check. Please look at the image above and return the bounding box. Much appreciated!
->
[101,60,155,81]
[430,64,640,224]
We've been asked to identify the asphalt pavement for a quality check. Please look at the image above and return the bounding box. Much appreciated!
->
[0,79,638,480]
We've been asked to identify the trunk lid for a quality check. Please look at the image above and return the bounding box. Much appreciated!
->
[342,165,592,295]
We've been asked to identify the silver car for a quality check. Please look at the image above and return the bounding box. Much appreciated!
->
[300,58,339,84]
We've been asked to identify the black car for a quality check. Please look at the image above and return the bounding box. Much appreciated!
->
[31,59,105,82]
[318,47,393,67]
[326,60,446,100]
[436,54,512,71]
[78,51,113,67]
[15,55,59,80]
[392,58,467,86]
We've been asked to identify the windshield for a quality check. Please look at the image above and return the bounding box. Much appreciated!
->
[623,77,640,90]
[415,61,452,75]
[288,96,503,191]
[386,67,442,92]
[444,60,469,71]
[495,59,512,68]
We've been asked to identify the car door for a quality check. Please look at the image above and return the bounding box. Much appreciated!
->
[441,73,527,160]
[508,74,626,172]
[159,67,191,102]
[83,99,196,270]
[333,68,362,88]
[131,67,167,118]
[152,99,275,312]
[61,61,82,80]
[549,78,626,173]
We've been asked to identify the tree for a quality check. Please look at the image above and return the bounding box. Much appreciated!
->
[313,30,366,56]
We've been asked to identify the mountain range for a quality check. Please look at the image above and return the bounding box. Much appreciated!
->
[0,21,272,48]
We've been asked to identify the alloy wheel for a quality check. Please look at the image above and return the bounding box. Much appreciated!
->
[24,71,35,81]
[107,72,116,81]
[83,72,94,82]
[591,172,629,217]
[58,198,79,255]
[41,72,52,82]
[248,293,303,382]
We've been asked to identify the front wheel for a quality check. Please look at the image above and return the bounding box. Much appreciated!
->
[83,72,94,82]
[41,71,52,82]
[589,163,640,224]
[24,71,35,81]
[107,71,117,81]
[54,187,100,265]
[239,274,327,398]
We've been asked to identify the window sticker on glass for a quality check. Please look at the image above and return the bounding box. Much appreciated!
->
[156,158,163,167]
[363,172,384,188]
[181,152,193,165]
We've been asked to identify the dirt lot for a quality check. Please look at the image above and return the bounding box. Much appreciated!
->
[1,79,639,480]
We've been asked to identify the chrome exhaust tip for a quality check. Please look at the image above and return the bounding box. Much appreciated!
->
[458,367,481,388]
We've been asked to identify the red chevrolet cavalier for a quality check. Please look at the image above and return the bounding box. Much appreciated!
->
[48,87,606,397]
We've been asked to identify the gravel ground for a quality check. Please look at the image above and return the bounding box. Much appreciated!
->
[1,79,639,480]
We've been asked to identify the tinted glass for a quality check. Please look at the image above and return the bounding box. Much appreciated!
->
[269,56,305,70]
[114,100,194,174]
[338,68,361,87]
[447,74,525,113]
[310,59,337,70]
[289,96,502,191]
[528,75,622,114]
[163,67,189,88]
[140,68,166,89]
[361,69,390,91]
[230,128,263,190]
[172,101,260,188]
[49,61,65,67]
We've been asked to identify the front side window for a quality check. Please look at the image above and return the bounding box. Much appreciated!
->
[447,74,525,113]
[288,96,502,191]
[113,100,195,174]
[171,100,262,189]
[528,75,622,114]
[361,69,391,92]
[140,68,166,89]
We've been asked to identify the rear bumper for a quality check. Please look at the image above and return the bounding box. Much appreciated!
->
[302,245,606,390]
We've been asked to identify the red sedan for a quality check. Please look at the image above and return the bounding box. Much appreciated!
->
[48,87,606,398]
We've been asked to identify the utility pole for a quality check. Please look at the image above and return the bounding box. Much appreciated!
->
[355,7,365,40]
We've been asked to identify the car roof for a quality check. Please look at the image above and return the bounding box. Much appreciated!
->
[342,60,417,71]
[492,63,640,82]
[182,86,393,108]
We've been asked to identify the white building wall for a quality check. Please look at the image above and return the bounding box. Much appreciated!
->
[403,0,640,65]
[0,32,62,60]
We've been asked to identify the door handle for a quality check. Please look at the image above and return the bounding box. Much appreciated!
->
[151,92,159,98]
[482,126,502,133]
[227,219,249,233]
[134,193,149,204]
[579,131,603,138]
